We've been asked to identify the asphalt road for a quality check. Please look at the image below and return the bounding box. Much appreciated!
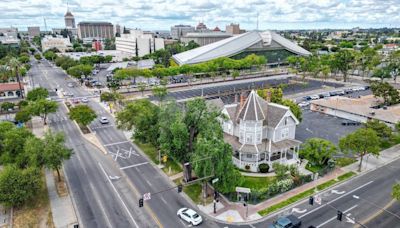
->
[30,58,220,228]
[29,55,400,228]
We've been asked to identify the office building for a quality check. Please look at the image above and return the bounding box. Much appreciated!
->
[64,9,76,28]
[28,26,40,37]
[226,23,241,35]
[180,32,232,46]
[41,35,72,52]
[173,30,311,65]
[0,27,18,39]
[78,22,114,39]
[116,29,164,57]
[170,25,195,40]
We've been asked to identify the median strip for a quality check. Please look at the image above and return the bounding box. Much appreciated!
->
[258,171,356,216]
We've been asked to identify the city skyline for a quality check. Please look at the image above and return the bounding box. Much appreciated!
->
[0,0,399,31]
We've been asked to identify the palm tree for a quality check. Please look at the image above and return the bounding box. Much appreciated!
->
[8,57,24,98]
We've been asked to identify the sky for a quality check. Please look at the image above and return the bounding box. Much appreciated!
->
[1,0,399,31]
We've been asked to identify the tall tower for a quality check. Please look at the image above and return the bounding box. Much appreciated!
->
[64,4,75,29]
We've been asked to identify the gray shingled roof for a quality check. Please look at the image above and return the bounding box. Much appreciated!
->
[265,103,289,128]
[237,90,266,122]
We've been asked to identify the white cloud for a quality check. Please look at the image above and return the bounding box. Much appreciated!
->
[0,0,399,30]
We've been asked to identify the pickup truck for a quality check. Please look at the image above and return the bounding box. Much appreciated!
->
[269,215,302,228]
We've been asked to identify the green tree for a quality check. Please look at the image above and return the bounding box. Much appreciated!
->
[392,183,400,201]
[27,87,49,101]
[334,50,354,82]
[370,82,400,105]
[1,102,14,112]
[281,99,302,122]
[67,64,93,78]
[116,99,160,146]
[68,105,97,126]
[272,163,289,180]
[300,138,337,167]
[43,51,57,61]
[0,166,41,207]
[28,99,58,125]
[152,86,168,104]
[7,57,24,98]
[0,126,34,167]
[15,109,31,123]
[339,128,381,172]
[373,67,392,82]
[43,132,72,181]
[364,120,392,140]
[137,82,147,96]
[18,55,30,63]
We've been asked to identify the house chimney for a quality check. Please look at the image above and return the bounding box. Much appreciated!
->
[240,92,246,108]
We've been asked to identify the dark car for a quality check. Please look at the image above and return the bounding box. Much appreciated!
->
[303,96,311,101]
[344,89,353,94]
[269,215,302,228]
[341,121,361,126]
[329,91,338,96]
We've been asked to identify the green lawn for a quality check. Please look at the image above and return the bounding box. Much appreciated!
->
[305,164,324,173]
[173,178,205,204]
[258,171,356,216]
[335,157,357,167]
[241,176,276,190]
[134,141,183,176]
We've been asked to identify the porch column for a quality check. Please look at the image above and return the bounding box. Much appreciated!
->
[280,151,283,163]
[284,148,288,161]
[239,152,242,167]
[256,153,259,167]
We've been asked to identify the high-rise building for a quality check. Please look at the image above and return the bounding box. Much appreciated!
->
[115,24,122,36]
[27,27,40,37]
[170,25,195,40]
[64,10,76,29]
[77,22,114,39]
[226,23,241,35]
[116,29,164,57]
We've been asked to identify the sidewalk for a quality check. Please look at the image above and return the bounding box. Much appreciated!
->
[198,144,400,224]
[31,117,78,228]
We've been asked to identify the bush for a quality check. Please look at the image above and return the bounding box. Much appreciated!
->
[259,163,269,173]
[245,165,250,170]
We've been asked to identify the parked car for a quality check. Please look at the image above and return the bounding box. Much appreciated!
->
[99,117,109,124]
[344,88,353,94]
[298,101,310,107]
[341,121,361,126]
[303,96,311,101]
[177,208,202,226]
[337,90,345,95]
[269,215,302,228]
[321,92,331,98]
[310,95,320,100]
[63,92,74,97]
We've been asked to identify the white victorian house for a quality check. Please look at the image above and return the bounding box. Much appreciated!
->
[210,90,301,172]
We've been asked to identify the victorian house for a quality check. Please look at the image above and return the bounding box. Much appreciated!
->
[212,90,301,172]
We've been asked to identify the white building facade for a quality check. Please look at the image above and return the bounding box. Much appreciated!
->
[212,90,301,172]
[41,35,72,52]
[116,30,165,57]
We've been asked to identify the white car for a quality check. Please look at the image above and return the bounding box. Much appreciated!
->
[81,97,89,103]
[177,208,202,226]
[310,95,320,100]
[298,101,310,107]
[99,117,109,124]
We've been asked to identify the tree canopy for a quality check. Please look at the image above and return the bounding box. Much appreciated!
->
[68,105,97,126]
[370,81,399,106]
[300,138,337,167]
[27,87,49,101]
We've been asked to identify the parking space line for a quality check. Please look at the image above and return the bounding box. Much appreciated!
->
[316,204,358,228]
[120,162,149,170]
[103,141,130,147]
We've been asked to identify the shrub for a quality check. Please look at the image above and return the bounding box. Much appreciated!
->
[245,165,250,170]
[259,163,269,173]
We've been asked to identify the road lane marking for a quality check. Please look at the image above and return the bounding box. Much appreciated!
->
[316,204,358,228]
[299,181,373,219]
[103,141,130,147]
[91,125,115,130]
[89,182,113,227]
[120,162,149,170]
[98,162,140,228]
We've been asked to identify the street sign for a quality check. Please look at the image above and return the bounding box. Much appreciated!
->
[235,187,251,194]
[143,192,151,201]
[212,178,219,184]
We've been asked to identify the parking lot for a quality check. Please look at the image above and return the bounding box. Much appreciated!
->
[296,109,362,144]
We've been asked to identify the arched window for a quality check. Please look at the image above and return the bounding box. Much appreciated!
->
[7,91,14,97]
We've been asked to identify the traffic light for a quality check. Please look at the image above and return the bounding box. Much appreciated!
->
[309,196,314,205]
[337,211,343,221]
[178,184,183,193]
[139,198,144,207]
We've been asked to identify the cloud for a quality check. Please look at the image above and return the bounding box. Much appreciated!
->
[0,0,399,30]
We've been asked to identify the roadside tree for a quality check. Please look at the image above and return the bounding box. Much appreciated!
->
[300,138,337,167]
[392,184,400,201]
[339,128,381,172]
[28,99,58,125]
[43,131,72,181]
[68,105,97,126]
[370,82,400,105]
[27,87,49,101]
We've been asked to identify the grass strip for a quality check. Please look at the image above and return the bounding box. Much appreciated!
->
[258,171,356,216]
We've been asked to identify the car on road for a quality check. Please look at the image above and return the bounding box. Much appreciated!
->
[177,208,202,226]
[81,97,89,103]
[72,98,80,104]
[298,101,310,107]
[63,92,74,97]
[99,116,109,124]
[269,214,302,228]
[310,95,320,100]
